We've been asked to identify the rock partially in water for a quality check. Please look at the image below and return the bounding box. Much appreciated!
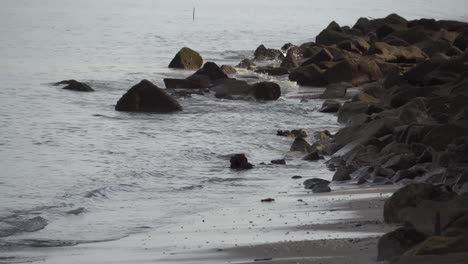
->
[277,129,307,138]
[230,154,253,170]
[168,47,203,70]
[193,62,228,81]
[221,65,237,75]
[211,79,252,99]
[252,81,281,101]
[312,183,332,193]
[377,227,427,261]
[115,80,182,113]
[164,74,211,89]
[55,80,94,92]
[303,178,330,190]
[271,159,286,165]
[254,44,284,61]
[237,58,256,69]
[319,99,342,113]
[290,137,313,153]
[302,151,323,161]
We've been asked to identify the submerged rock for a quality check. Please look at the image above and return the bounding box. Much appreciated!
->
[55,80,94,92]
[230,154,253,170]
[168,47,203,70]
[252,81,281,101]
[115,80,182,113]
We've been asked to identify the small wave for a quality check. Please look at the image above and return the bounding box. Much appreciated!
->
[0,237,118,249]
[202,177,245,184]
[84,187,108,198]
[65,207,85,215]
[0,216,48,238]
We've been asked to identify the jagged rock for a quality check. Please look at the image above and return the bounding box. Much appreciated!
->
[337,101,383,124]
[168,47,203,70]
[254,45,284,60]
[332,165,353,181]
[252,82,281,101]
[193,62,228,81]
[281,43,295,51]
[383,153,417,171]
[237,58,256,69]
[277,129,308,138]
[301,48,334,66]
[319,100,342,113]
[377,227,427,261]
[164,74,211,89]
[280,47,301,69]
[211,79,252,99]
[319,82,351,99]
[60,80,94,92]
[290,137,313,153]
[383,183,456,224]
[230,154,253,170]
[254,67,289,76]
[324,57,383,86]
[271,159,286,165]
[312,184,332,193]
[115,80,182,113]
[303,178,330,190]
[221,65,237,75]
[289,64,326,86]
[369,42,427,63]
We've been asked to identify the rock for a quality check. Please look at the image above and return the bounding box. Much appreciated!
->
[416,39,453,57]
[407,235,468,256]
[301,48,334,66]
[237,58,256,69]
[319,83,350,99]
[193,62,228,81]
[221,65,237,75]
[289,64,327,86]
[252,82,281,101]
[390,27,432,45]
[115,80,182,113]
[303,178,330,189]
[271,159,286,165]
[254,44,284,61]
[164,74,211,89]
[290,137,313,153]
[312,184,332,193]
[168,47,203,70]
[337,101,382,124]
[211,79,252,99]
[369,42,427,63]
[316,26,353,46]
[230,154,253,170]
[319,100,342,113]
[383,183,456,223]
[59,80,94,92]
[383,153,417,171]
[281,43,295,51]
[66,207,85,215]
[302,151,323,161]
[261,198,275,202]
[292,175,303,179]
[280,47,300,69]
[377,227,427,261]
[277,129,307,138]
[332,165,353,181]
[422,124,467,152]
[353,14,408,34]
[254,67,289,76]
[324,57,383,86]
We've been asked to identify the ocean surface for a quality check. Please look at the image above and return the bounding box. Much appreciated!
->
[0,0,467,262]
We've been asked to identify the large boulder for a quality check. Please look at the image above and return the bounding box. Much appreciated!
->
[319,82,351,99]
[319,99,342,113]
[230,154,253,170]
[221,65,237,75]
[324,57,384,86]
[301,48,334,66]
[115,80,182,112]
[57,80,94,92]
[303,178,330,190]
[164,74,211,89]
[254,67,289,76]
[369,42,427,63]
[289,64,327,86]
[377,227,427,261]
[168,47,203,70]
[252,82,281,101]
[383,183,456,224]
[211,79,252,99]
[254,45,284,61]
[193,62,228,81]
[337,101,382,124]
[353,14,408,34]
[316,22,353,45]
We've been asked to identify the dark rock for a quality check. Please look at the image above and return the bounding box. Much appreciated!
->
[383,183,456,223]
[337,101,382,124]
[368,42,427,63]
[289,64,327,86]
[290,137,313,153]
[237,58,256,69]
[115,80,182,113]
[60,80,94,92]
[254,44,284,61]
[301,48,334,66]
[252,82,281,101]
[422,124,467,151]
[193,62,228,81]
[280,47,300,69]
[168,47,203,70]
[312,184,332,193]
[261,198,275,202]
[390,27,432,45]
[164,74,211,89]
[221,65,237,75]
[332,165,353,181]
[230,154,253,170]
[292,175,303,179]
[316,27,353,46]
[319,83,350,99]
[377,227,427,261]
[303,178,330,190]
[211,79,252,99]
[271,159,286,165]
[324,57,383,86]
[319,100,342,113]
[281,43,295,51]
[302,151,323,161]
[66,207,85,215]
[383,153,417,171]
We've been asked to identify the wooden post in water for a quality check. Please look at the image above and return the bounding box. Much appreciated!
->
[193,7,195,21]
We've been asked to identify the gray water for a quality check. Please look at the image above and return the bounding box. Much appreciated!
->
[0,0,467,259]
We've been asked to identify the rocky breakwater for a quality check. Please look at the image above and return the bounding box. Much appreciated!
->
[295,14,468,263]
